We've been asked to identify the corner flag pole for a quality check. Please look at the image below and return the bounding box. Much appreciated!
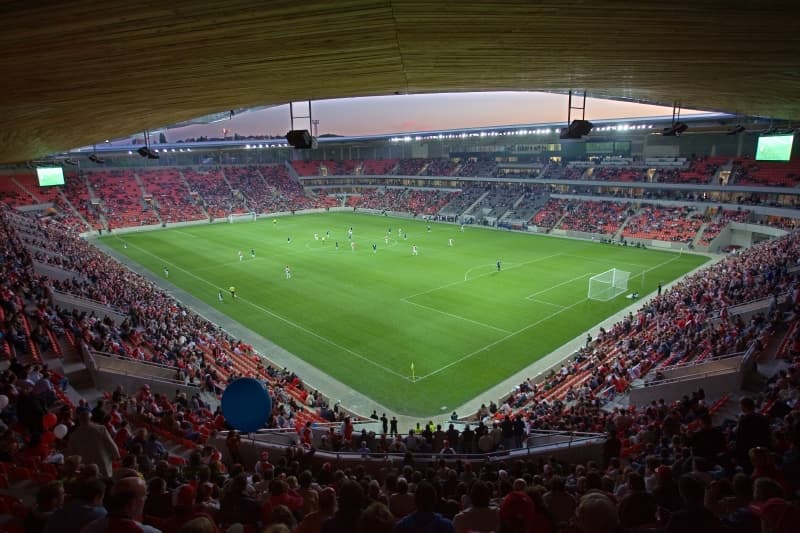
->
[411,362,415,382]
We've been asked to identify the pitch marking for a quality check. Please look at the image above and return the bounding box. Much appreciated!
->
[416,253,685,381]
[400,298,512,334]
[525,273,596,300]
[404,253,562,300]
[116,238,413,382]
[527,298,568,309]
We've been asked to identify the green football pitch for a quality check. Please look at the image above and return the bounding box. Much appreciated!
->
[102,213,708,416]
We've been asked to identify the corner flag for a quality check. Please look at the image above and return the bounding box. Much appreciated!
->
[411,362,415,381]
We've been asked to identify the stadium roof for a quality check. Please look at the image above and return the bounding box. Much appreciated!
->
[1,0,799,163]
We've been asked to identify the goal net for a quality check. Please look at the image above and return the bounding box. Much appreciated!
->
[228,212,257,223]
[588,268,630,301]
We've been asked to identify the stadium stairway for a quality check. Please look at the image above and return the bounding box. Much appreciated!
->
[133,171,163,225]
[82,175,109,230]
[57,190,92,230]
[612,208,640,241]
[218,167,236,190]
[462,190,491,219]
[551,211,570,230]
[178,170,210,220]
[691,222,709,248]
[710,160,733,185]
[8,177,41,204]
[284,160,300,182]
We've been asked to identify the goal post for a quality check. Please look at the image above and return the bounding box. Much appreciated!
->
[588,268,631,301]
[228,212,258,223]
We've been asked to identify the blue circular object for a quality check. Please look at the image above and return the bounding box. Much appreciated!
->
[221,377,272,433]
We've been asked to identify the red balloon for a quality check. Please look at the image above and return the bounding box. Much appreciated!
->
[41,431,55,445]
[42,413,57,430]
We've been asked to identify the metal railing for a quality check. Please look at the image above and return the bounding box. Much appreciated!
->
[90,350,199,389]
[658,350,745,372]
[215,427,605,463]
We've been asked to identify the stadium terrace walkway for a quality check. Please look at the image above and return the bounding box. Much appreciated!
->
[90,234,720,431]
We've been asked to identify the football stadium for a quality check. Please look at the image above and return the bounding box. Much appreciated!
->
[1,2,800,532]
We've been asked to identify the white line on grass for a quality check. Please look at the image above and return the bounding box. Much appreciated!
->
[524,272,596,300]
[527,298,568,309]
[559,254,653,270]
[400,298,512,334]
[414,296,589,382]
[118,239,414,382]
[172,230,199,238]
[405,253,562,300]
[194,257,267,271]
[463,263,515,281]
[415,253,685,382]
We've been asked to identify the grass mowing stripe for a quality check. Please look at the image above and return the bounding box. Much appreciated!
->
[417,251,688,382]
[400,298,512,334]
[116,236,413,382]
[102,213,709,415]
[525,272,596,299]
[416,295,590,382]
[405,253,563,299]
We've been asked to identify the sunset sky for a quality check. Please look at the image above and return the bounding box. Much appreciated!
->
[164,92,710,141]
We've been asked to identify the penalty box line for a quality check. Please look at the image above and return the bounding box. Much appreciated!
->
[404,253,564,301]
[415,253,687,382]
[400,297,512,334]
[398,253,566,338]
[114,238,415,382]
[524,272,596,301]
[414,295,590,383]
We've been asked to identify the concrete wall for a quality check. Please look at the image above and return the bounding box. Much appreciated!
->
[33,261,86,283]
[85,351,203,398]
[660,355,743,381]
[52,291,127,325]
[630,367,742,405]
[207,433,605,474]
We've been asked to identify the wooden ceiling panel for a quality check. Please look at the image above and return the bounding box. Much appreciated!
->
[1,0,799,162]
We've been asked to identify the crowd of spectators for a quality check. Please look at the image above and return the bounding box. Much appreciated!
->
[558,201,632,235]
[62,175,103,230]
[86,171,160,229]
[390,159,430,176]
[318,160,358,176]
[494,227,800,425]
[501,188,549,225]
[0,207,335,430]
[545,165,586,181]
[224,166,278,212]
[589,167,645,182]
[258,166,335,212]
[139,169,206,224]
[531,199,569,229]
[183,169,247,219]
[465,184,529,220]
[732,158,800,188]
[3,156,800,237]
[424,159,458,177]
[622,206,703,243]
[360,160,398,175]
[439,185,490,217]
[454,159,496,178]
[657,157,727,185]
[2,195,800,531]
[698,209,752,246]
[348,188,456,215]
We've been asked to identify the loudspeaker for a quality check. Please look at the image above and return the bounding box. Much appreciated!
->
[662,122,688,136]
[726,125,746,136]
[286,129,314,149]
[560,119,593,139]
[136,147,159,159]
